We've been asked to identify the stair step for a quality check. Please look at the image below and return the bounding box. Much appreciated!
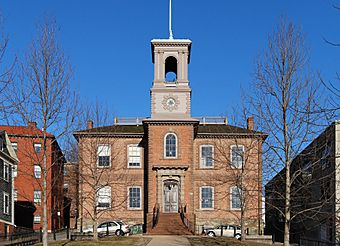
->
[148,213,193,235]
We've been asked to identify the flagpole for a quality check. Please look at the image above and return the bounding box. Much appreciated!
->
[169,0,173,39]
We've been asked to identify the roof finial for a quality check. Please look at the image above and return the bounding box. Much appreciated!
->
[169,0,174,39]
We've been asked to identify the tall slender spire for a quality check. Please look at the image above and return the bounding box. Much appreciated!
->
[169,0,174,39]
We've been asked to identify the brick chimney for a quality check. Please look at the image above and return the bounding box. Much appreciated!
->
[247,116,254,130]
[28,121,37,129]
[87,120,93,129]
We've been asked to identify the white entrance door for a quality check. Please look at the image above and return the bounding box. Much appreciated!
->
[163,181,178,213]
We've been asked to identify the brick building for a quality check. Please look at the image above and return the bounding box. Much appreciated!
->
[0,131,18,236]
[265,121,340,244]
[0,122,65,231]
[75,38,266,234]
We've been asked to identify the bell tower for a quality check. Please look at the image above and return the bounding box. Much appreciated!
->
[150,39,192,119]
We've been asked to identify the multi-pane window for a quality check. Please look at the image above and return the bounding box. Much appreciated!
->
[128,187,141,209]
[97,145,111,167]
[13,165,17,178]
[34,190,42,205]
[34,143,42,153]
[97,186,111,208]
[128,145,141,168]
[200,145,214,168]
[200,186,214,209]
[34,165,41,179]
[231,186,241,209]
[12,142,17,153]
[165,133,177,157]
[34,215,41,224]
[3,192,9,214]
[13,190,18,201]
[3,162,9,181]
[231,145,244,169]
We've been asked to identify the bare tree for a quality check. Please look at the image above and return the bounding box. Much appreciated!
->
[0,13,16,122]
[9,17,79,245]
[247,19,330,245]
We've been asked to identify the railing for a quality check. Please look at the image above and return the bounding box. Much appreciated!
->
[113,116,228,125]
[179,205,195,234]
[152,203,160,228]
[0,230,40,246]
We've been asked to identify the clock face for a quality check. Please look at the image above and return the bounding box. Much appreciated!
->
[167,98,176,109]
[162,95,179,112]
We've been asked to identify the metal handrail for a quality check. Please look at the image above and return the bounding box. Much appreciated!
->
[179,205,194,234]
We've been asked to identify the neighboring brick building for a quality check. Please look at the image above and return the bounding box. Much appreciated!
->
[0,122,65,231]
[74,38,266,234]
[0,131,18,236]
[265,121,340,244]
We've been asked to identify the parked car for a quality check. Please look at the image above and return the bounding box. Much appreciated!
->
[83,221,130,236]
[203,224,241,240]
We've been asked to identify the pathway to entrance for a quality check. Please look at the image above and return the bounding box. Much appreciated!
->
[146,235,190,246]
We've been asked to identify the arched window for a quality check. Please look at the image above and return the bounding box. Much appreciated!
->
[165,133,177,157]
[165,56,177,82]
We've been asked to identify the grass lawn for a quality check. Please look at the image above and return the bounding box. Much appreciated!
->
[187,237,271,246]
[34,236,151,246]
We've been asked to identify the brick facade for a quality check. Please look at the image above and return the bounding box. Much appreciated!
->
[0,123,65,231]
[74,37,266,235]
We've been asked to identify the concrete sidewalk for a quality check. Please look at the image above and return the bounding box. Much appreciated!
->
[146,235,190,246]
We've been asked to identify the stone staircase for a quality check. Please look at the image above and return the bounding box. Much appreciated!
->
[148,213,193,235]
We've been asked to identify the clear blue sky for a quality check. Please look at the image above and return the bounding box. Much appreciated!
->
[1,0,339,123]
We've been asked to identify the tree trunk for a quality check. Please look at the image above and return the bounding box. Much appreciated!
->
[43,132,48,246]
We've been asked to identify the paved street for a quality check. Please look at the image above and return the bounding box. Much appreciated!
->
[145,235,191,246]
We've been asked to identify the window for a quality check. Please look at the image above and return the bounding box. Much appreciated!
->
[231,145,244,169]
[231,186,242,210]
[34,143,41,153]
[12,142,17,153]
[97,145,111,167]
[13,190,17,201]
[34,190,41,205]
[3,192,9,214]
[200,186,214,209]
[97,186,111,209]
[128,145,141,168]
[3,162,9,181]
[34,215,41,224]
[200,145,214,168]
[165,133,177,158]
[13,165,17,178]
[128,187,141,209]
[63,184,69,193]
[34,165,41,179]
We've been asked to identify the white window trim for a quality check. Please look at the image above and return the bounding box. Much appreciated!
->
[127,186,142,210]
[127,144,142,168]
[200,145,214,169]
[34,165,41,179]
[3,162,9,182]
[230,186,242,211]
[34,143,42,153]
[164,133,178,159]
[200,186,214,210]
[3,192,9,214]
[34,190,42,205]
[33,215,41,224]
[96,186,112,210]
[96,144,111,168]
[230,145,245,169]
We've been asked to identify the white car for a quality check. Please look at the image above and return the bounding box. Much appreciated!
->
[203,224,241,240]
[83,221,130,236]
